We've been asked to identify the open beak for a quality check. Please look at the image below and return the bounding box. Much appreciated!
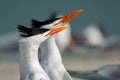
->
[46,26,67,36]
[54,9,84,26]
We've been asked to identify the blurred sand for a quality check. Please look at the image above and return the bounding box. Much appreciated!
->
[0,61,19,80]
[0,50,120,80]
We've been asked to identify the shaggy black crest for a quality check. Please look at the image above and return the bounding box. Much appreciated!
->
[18,25,49,37]
[31,17,61,28]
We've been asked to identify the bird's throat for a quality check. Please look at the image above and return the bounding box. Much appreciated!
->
[19,41,42,79]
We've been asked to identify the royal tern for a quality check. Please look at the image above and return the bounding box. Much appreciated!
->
[31,9,84,80]
[18,24,66,80]
[31,12,72,52]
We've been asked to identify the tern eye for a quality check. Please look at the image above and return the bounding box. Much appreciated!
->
[47,17,61,24]
[47,19,55,24]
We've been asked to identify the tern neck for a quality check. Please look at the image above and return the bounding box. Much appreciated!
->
[40,36,62,64]
[19,40,44,79]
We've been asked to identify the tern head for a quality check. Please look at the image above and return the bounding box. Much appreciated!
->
[18,25,66,44]
[31,9,84,29]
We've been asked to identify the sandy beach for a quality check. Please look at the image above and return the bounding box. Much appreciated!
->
[0,50,120,80]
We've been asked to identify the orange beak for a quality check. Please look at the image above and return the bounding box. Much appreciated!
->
[46,9,84,36]
[54,9,84,26]
[46,26,67,36]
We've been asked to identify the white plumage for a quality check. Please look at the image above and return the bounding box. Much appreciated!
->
[40,35,72,80]
[19,32,51,80]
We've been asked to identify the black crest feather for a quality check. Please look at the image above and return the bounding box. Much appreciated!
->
[31,19,44,28]
[31,17,61,28]
[18,25,49,37]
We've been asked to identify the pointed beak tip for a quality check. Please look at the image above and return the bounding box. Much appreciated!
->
[78,9,84,12]
[55,9,84,26]
[46,9,84,36]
